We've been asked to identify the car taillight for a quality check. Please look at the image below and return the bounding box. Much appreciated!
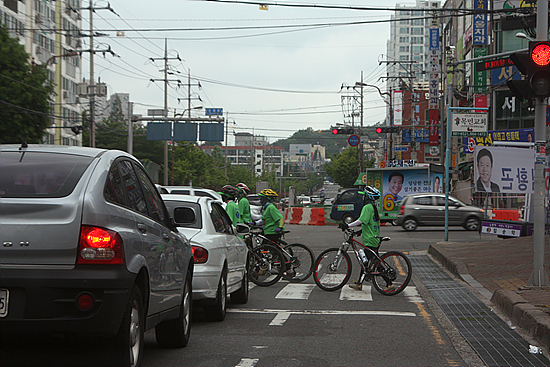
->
[192,245,208,264]
[399,205,405,215]
[77,226,124,264]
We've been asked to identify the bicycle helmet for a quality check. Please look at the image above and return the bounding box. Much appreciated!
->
[359,186,381,202]
[236,183,251,196]
[219,184,239,199]
[258,188,278,201]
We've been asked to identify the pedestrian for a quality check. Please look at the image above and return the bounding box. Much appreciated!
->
[236,183,252,224]
[219,185,241,226]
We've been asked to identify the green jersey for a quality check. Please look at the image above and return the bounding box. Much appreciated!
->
[358,203,380,248]
[238,197,251,223]
[225,201,240,226]
[262,203,284,235]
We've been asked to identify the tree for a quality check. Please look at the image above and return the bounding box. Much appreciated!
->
[0,26,54,144]
[324,147,360,188]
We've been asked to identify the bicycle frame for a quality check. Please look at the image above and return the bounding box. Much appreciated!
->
[339,229,389,279]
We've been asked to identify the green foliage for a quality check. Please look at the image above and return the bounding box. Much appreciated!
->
[325,147,360,188]
[0,26,54,144]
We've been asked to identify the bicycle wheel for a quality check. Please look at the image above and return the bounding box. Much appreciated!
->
[313,248,352,291]
[248,243,285,286]
[371,251,412,296]
[281,243,314,282]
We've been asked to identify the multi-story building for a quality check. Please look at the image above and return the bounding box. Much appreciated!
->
[386,0,441,92]
[1,0,83,146]
[200,145,284,177]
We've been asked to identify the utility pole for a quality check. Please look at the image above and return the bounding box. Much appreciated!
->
[528,0,549,287]
[150,39,181,185]
[359,71,364,173]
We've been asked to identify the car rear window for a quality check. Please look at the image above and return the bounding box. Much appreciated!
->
[164,200,202,229]
[0,151,93,198]
[413,196,433,205]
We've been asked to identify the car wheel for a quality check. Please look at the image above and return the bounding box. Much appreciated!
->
[342,214,354,224]
[403,217,417,231]
[204,270,227,322]
[464,217,480,231]
[111,285,144,367]
[155,274,192,348]
[230,259,249,304]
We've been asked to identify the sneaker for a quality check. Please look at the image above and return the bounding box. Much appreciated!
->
[384,284,396,292]
[348,282,363,291]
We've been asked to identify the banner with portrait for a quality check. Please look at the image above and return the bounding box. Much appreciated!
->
[474,146,535,194]
[381,169,430,214]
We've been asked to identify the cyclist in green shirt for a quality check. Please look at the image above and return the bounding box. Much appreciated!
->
[219,185,241,226]
[338,186,388,291]
[250,188,284,243]
[236,183,252,224]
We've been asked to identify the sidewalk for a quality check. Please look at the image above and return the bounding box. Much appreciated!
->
[429,236,550,354]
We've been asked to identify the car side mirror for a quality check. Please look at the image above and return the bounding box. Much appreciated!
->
[235,223,250,234]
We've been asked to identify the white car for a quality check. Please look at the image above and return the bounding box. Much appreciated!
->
[159,186,223,202]
[161,194,249,321]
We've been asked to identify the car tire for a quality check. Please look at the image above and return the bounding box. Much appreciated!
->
[204,270,227,322]
[111,284,144,367]
[342,214,355,224]
[155,274,192,348]
[464,217,480,231]
[403,217,418,231]
[230,259,249,304]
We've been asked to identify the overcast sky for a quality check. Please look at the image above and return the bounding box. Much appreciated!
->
[84,0,399,144]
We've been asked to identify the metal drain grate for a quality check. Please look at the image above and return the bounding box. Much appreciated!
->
[411,255,549,367]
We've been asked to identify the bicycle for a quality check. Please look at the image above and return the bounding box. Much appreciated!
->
[313,228,412,296]
[245,226,315,286]
[244,233,285,287]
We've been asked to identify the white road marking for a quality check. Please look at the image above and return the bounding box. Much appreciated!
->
[403,286,424,303]
[275,284,316,299]
[339,285,373,301]
[235,358,259,367]
[228,308,416,326]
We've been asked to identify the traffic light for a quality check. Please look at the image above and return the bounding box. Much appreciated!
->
[70,125,83,135]
[507,41,550,100]
[375,126,399,134]
[331,126,354,134]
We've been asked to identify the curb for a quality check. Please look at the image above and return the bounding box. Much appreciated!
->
[428,243,550,354]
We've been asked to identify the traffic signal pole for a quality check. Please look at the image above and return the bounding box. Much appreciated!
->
[528,0,549,287]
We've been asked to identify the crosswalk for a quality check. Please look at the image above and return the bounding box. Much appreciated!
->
[253,282,424,303]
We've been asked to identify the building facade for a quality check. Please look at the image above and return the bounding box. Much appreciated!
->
[1,0,83,146]
[201,145,284,177]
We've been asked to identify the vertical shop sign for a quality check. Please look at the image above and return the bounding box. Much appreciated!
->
[473,0,488,45]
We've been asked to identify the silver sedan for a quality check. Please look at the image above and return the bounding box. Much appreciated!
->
[162,194,249,321]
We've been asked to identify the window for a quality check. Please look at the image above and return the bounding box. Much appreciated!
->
[118,160,148,216]
[135,165,167,223]
[411,37,423,44]
[413,196,433,205]
[211,203,233,234]
[104,163,127,206]
[399,55,409,61]
[399,27,409,34]
[339,190,357,201]
[399,37,409,43]
[399,46,409,53]
[400,19,409,25]
[411,27,423,35]
[412,45,423,53]
[412,18,424,26]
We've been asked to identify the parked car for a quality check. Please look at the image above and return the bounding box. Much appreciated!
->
[329,188,362,224]
[396,192,485,231]
[246,194,263,221]
[162,194,250,321]
[160,185,223,202]
[0,145,194,367]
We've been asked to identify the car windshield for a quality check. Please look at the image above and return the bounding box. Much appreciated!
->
[0,151,94,198]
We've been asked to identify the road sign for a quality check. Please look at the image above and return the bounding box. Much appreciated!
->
[348,134,359,147]
[394,146,409,152]
[205,108,223,116]
[451,112,488,137]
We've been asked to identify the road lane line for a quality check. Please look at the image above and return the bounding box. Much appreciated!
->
[339,285,373,301]
[235,358,259,367]
[275,284,316,299]
[403,286,424,303]
[228,308,416,326]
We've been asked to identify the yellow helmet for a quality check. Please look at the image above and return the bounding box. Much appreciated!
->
[258,188,278,201]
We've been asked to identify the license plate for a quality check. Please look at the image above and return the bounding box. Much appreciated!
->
[0,289,8,317]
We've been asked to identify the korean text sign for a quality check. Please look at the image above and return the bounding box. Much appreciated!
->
[451,112,488,137]
[474,146,535,194]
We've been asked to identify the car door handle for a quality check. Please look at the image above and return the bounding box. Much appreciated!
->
[137,223,147,234]
[163,232,170,241]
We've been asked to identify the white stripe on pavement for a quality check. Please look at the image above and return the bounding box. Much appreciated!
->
[403,286,424,303]
[275,284,316,299]
[235,358,259,367]
[228,308,416,326]
[339,285,373,301]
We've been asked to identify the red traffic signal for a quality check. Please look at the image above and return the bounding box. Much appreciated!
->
[376,126,399,134]
[376,127,382,134]
[332,128,339,134]
[508,41,550,100]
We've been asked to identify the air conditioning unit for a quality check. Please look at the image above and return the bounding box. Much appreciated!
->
[66,35,72,44]
[35,13,42,24]
[63,91,69,99]
[35,46,42,55]
[75,39,82,48]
